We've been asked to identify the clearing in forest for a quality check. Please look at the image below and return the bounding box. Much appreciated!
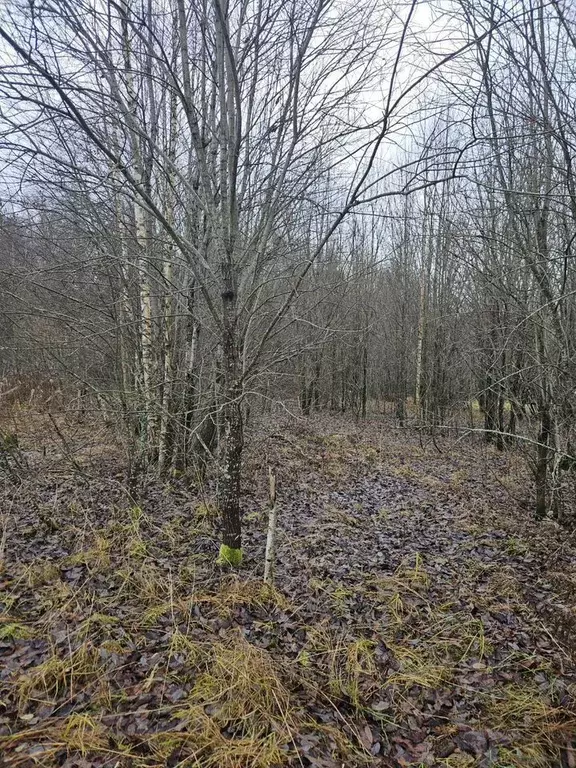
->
[0,412,575,767]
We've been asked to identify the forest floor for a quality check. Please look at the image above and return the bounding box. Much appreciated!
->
[1,409,576,768]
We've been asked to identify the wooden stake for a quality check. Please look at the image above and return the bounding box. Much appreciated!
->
[264,467,277,585]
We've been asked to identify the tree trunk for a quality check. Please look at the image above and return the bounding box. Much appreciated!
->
[264,468,277,585]
[217,284,243,566]
[496,393,505,451]
[535,403,551,519]
[507,407,516,438]
[300,364,311,415]
[312,359,322,411]
[361,342,368,418]
[396,397,406,427]
[482,375,497,443]
[415,250,429,415]
[182,280,203,468]
[218,381,243,563]
[157,86,178,476]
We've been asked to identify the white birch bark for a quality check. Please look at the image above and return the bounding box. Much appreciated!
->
[264,468,277,585]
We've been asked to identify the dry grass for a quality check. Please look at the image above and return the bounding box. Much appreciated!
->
[58,713,108,756]
[155,634,300,767]
[190,635,293,727]
[195,576,292,617]
[301,624,380,709]
[3,539,571,768]
[16,642,104,712]
[1,416,575,768]
[65,533,111,571]
[479,682,575,767]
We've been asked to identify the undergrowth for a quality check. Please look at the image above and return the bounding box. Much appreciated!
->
[0,424,575,768]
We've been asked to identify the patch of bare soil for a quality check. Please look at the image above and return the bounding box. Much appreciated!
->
[1,410,575,767]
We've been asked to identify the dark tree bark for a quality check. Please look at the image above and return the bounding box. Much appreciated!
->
[361,343,368,418]
[535,403,551,520]
[217,275,243,565]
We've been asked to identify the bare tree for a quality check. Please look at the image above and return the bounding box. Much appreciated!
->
[0,0,500,561]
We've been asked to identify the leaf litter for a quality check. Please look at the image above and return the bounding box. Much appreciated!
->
[0,411,575,766]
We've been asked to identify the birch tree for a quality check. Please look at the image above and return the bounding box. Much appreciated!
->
[0,0,489,561]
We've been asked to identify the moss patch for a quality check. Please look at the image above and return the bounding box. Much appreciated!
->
[217,544,243,567]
